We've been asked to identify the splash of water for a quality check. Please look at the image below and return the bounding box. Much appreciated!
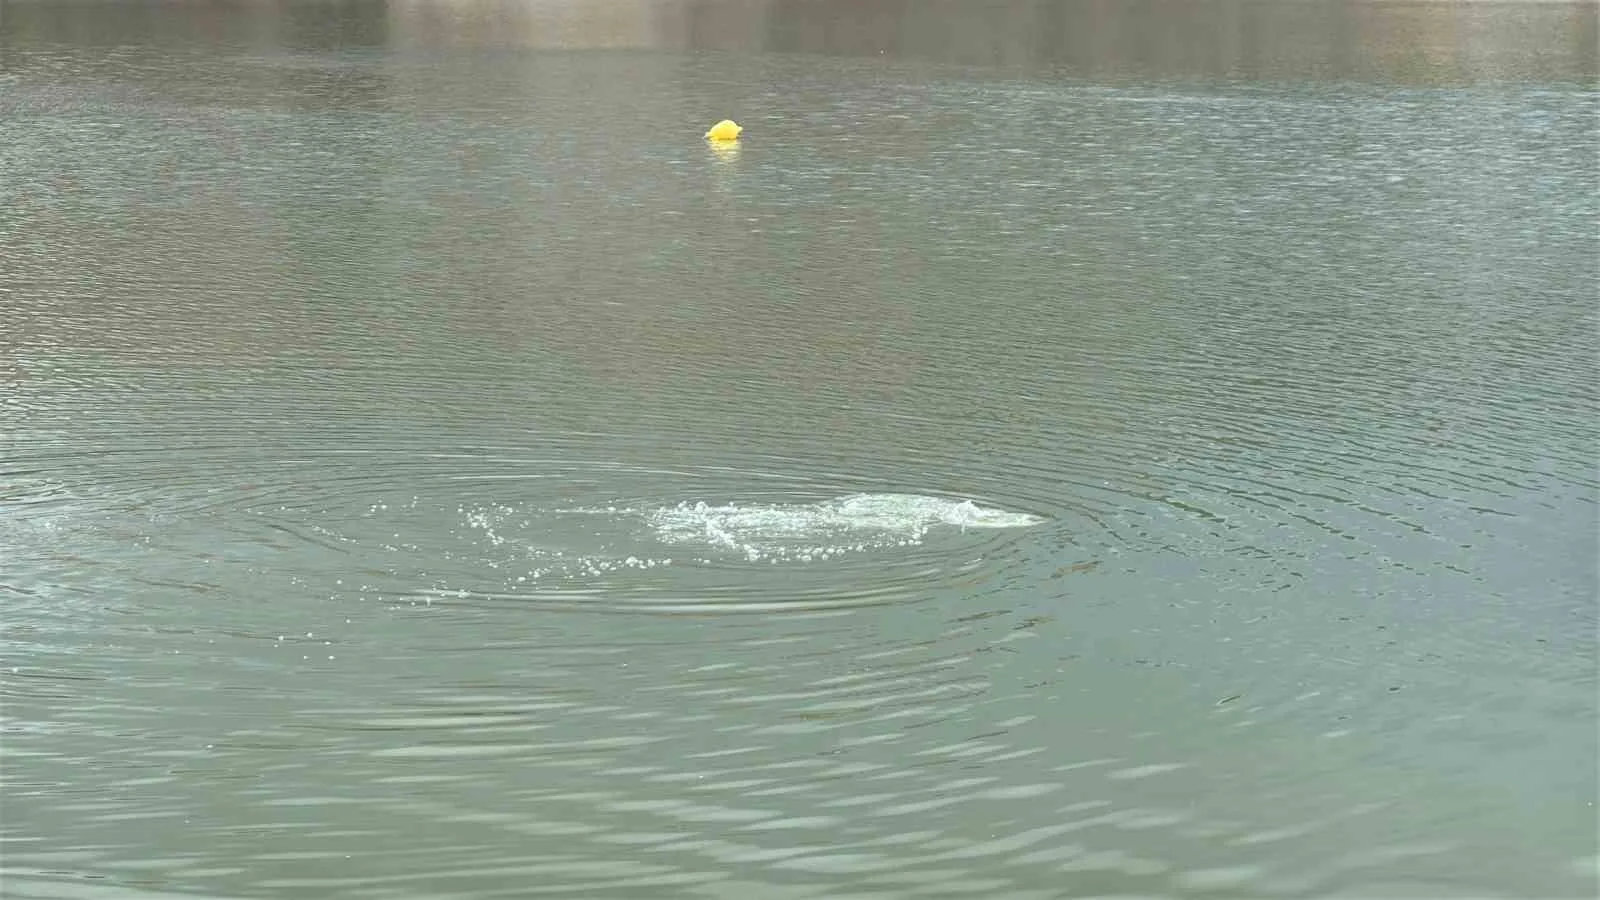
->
[645,493,1045,562]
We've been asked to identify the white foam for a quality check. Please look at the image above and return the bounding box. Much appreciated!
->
[645,493,1044,561]
[830,493,1046,529]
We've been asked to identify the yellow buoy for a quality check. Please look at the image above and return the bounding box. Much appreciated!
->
[705,119,742,142]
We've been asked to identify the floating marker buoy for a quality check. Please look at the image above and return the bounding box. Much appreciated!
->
[705,119,742,141]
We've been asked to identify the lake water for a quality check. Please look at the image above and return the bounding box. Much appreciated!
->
[2,2,1596,898]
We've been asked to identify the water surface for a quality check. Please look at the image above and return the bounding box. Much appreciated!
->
[2,2,1597,898]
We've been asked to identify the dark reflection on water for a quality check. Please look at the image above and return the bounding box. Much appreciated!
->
[2,1,1597,899]
[6,0,1597,83]
[750,0,1600,83]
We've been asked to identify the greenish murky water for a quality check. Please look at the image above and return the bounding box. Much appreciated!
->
[2,2,1596,897]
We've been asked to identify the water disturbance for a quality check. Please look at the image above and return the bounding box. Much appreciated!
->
[1,1,1596,898]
